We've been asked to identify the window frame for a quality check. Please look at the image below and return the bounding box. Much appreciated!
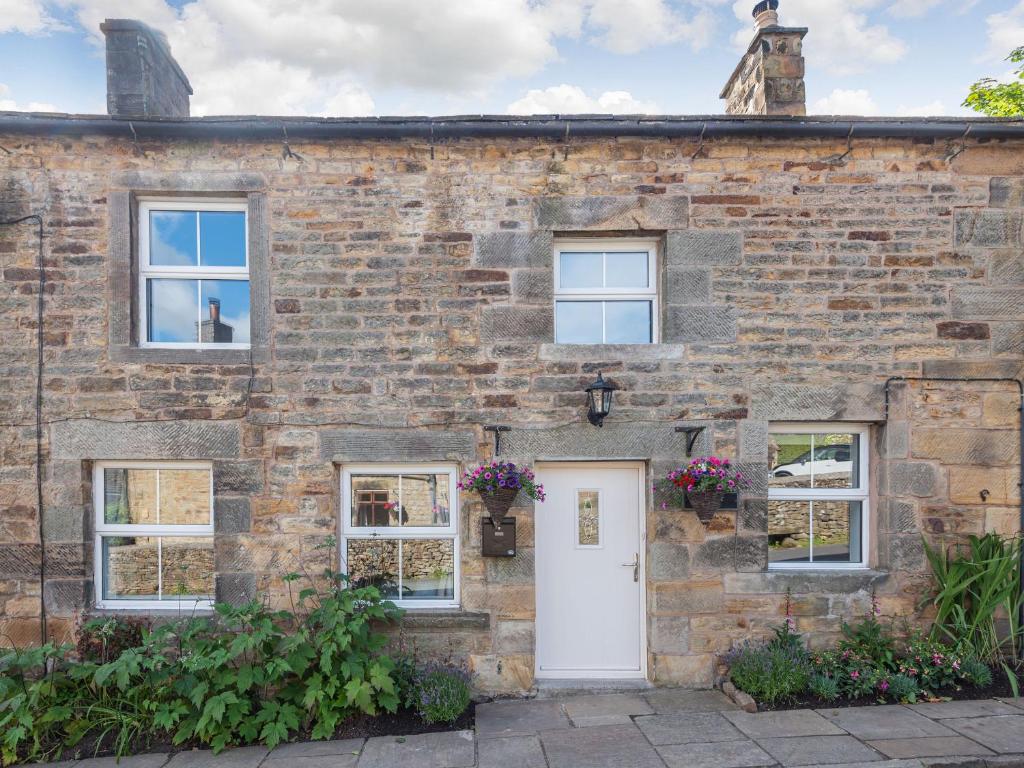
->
[92,460,215,611]
[340,464,460,609]
[138,198,251,350]
[553,239,660,345]
[767,423,871,571]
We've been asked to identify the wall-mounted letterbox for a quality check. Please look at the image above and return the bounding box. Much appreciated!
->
[481,517,517,557]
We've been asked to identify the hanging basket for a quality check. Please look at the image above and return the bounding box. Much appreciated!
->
[688,490,725,525]
[481,487,519,530]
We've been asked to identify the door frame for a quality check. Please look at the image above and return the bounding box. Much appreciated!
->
[533,460,649,680]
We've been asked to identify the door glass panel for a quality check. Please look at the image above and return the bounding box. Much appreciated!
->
[199,211,246,267]
[399,473,451,527]
[813,501,861,563]
[605,301,652,344]
[559,252,603,289]
[161,537,214,599]
[577,490,600,546]
[556,301,602,343]
[102,536,159,600]
[401,539,455,600]
[158,469,212,525]
[148,278,199,343]
[605,252,649,288]
[768,500,811,563]
[149,210,197,266]
[346,539,399,598]
[770,433,813,489]
[103,468,158,525]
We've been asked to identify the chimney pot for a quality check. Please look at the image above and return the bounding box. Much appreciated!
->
[100,18,192,118]
[208,297,221,323]
[753,0,780,29]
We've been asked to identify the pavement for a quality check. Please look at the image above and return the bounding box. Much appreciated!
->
[30,691,1024,768]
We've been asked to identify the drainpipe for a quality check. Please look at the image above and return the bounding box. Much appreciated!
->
[884,376,1024,657]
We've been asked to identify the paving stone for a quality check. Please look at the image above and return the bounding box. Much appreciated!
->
[540,723,666,768]
[264,755,361,768]
[643,688,739,714]
[268,738,365,760]
[999,698,1024,712]
[724,709,845,738]
[356,731,475,768]
[475,699,572,739]
[757,735,884,766]
[867,737,994,759]
[635,712,745,745]
[562,693,654,726]
[165,746,269,768]
[476,736,547,768]
[818,706,956,740]
[657,740,776,768]
[76,755,169,768]
[907,701,1022,719]
[944,715,1024,753]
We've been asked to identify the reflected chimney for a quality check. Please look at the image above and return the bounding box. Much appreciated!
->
[209,297,221,323]
[199,297,233,343]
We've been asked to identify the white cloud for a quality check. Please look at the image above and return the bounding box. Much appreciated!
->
[811,88,880,115]
[0,84,58,112]
[982,1,1024,61]
[586,0,718,54]
[732,0,906,75]
[895,99,946,116]
[887,0,943,17]
[506,84,660,113]
[0,0,63,34]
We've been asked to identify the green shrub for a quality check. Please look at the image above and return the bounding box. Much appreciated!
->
[808,674,839,702]
[885,674,920,704]
[0,571,404,764]
[414,664,472,725]
[75,617,148,664]
[960,657,994,688]
[728,642,810,706]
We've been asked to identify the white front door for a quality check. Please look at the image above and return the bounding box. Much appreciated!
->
[535,462,645,679]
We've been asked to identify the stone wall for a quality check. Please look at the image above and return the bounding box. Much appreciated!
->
[0,127,1021,690]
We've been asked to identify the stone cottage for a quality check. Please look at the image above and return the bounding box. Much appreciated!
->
[0,3,1021,693]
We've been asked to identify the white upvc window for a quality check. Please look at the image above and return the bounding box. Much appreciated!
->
[554,239,659,344]
[138,199,250,349]
[341,465,459,609]
[93,461,215,610]
[767,424,871,570]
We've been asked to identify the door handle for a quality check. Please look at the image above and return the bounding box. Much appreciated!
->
[621,553,639,582]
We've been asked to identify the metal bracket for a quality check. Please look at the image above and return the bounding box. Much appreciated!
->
[484,425,511,454]
[675,426,706,457]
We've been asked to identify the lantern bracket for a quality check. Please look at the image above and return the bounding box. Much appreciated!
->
[484,424,511,454]
[675,425,706,457]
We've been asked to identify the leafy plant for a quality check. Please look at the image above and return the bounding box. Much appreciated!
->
[964,46,1024,117]
[961,658,994,689]
[923,533,1023,694]
[655,457,749,507]
[75,616,148,664]
[727,641,810,706]
[808,674,839,702]
[885,674,919,704]
[458,462,545,501]
[413,664,472,725]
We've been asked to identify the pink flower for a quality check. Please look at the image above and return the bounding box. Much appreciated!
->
[879,680,890,692]
[850,670,860,680]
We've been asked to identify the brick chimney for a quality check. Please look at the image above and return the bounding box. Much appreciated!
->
[100,19,192,118]
[720,1,807,116]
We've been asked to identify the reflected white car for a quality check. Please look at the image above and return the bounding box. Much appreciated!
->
[772,444,852,478]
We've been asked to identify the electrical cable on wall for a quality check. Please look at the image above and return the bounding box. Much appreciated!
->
[0,214,47,644]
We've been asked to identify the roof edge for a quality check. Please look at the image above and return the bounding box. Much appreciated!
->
[0,112,1020,141]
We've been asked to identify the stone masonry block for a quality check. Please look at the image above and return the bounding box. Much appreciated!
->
[724,570,889,595]
[739,500,768,533]
[663,306,737,344]
[887,462,938,498]
[911,428,1018,466]
[751,384,885,421]
[215,497,252,535]
[954,209,1024,248]
[475,232,553,268]
[511,269,554,304]
[51,419,240,460]
[992,252,1024,285]
[213,461,264,494]
[486,549,535,585]
[320,429,475,462]
[481,305,554,341]
[952,287,1024,319]
[494,620,534,654]
[216,572,256,606]
[666,230,743,267]
[0,544,41,578]
[665,268,711,304]
[993,323,1024,356]
[650,541,691,581]
[534,195,687,231]
[740,420,768,461]
[649,615,689,655]
[43,579,89,616]
[883,421,909,459]
[501,422,694,460]
[990,177,1024,207]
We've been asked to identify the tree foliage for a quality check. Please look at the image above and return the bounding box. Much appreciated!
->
[964,46,1024,117]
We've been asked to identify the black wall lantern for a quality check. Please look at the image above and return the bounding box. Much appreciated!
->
[585,372,618,427]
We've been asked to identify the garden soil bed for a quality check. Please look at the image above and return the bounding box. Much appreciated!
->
[49,704,476,763]
[757,677,1018,712]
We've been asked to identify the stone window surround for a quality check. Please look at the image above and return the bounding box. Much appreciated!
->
[108,172,270,364]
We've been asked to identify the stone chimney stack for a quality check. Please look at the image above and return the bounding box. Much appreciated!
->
[100,19,192,118]
[720,1,807,116]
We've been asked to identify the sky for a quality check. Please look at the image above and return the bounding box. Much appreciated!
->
[0,0,1021,118]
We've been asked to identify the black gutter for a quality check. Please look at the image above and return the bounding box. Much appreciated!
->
[2,112,1024,141]
[885,376,1024,660]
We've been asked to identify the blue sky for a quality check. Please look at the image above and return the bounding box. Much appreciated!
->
[0,0,1021,117]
